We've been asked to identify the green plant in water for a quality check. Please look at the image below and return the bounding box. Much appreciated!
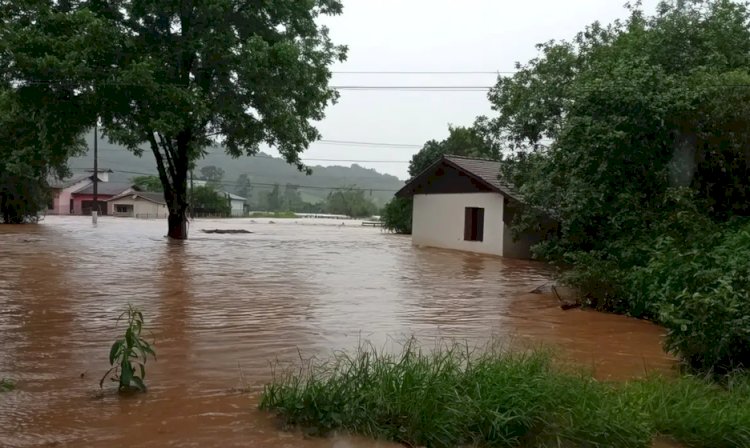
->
[0,378,14,392]
[101,305,156,393]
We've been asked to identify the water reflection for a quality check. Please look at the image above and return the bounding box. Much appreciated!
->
[0,216,673,447]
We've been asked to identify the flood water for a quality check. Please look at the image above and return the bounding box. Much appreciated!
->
[0,216,674,447]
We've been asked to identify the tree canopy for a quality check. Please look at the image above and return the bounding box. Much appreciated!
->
[0,0,346,237]
[489,0,750,371]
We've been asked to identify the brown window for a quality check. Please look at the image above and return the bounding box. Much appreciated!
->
[464,207,484,242]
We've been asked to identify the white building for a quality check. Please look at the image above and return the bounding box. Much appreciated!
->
[396,155,554,259]
[108,192,168,219]
[225,193,246,216]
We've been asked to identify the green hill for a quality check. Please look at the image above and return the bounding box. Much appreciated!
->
[70,137,404,206]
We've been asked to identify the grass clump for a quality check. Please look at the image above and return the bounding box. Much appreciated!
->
[260,341,750,448]
[0,378,14,392]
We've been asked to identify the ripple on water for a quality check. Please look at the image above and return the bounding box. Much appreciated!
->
[0,216,672,447]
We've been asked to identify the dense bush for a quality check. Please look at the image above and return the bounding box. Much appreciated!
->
[381,197,412,234]
[639,221,750,372]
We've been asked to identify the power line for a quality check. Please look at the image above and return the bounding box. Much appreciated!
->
[336,71,499,74]
[85,168,401,192]
[94,148,411,164]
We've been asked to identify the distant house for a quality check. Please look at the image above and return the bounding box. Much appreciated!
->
[395,155,553,259]
[108,192,168,219]
[48,169,112,215]
[225,193,247,216]
[70,183,136,216]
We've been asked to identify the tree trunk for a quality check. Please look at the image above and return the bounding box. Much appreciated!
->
[166,171,189,239]
[168,209,188,239]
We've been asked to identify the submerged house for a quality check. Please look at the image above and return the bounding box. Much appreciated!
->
[396,155,552,259]
[70,183,136,216]
[47,169,112,215]
[108,192,168,218]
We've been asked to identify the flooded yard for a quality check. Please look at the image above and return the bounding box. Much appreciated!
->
[0,216,673,447]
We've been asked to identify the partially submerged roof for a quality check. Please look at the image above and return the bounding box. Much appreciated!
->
[108,191,166,205]
[72,183,135,196]
[395,155,521,201]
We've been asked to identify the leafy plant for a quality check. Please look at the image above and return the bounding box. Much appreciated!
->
[0,378,14,392]
[101,305,156,393]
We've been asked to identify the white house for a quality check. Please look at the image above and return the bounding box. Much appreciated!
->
[396,155,554,259]
[225,192,246,216]
[108,192,168,219]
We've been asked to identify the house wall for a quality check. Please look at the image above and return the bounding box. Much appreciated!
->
[230,199,244,216]
[71,194,112,215]
[50,179,92,215]
[412,192,505,256]
[110,197,168,218]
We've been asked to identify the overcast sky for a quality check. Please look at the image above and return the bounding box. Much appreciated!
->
[266,0,662,180]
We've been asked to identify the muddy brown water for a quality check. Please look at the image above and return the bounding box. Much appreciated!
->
[0,216,674,447]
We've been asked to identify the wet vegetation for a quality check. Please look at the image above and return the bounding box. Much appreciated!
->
[0,378,14,392]
[101,305,156,393]
[261,343,750,448]
[487,0,750,374]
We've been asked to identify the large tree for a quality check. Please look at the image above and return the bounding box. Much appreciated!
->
[0,0,346,238]
[0,85,86,223]
[490,0,750,258]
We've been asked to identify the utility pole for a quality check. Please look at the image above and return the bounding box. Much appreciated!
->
[190,168,194,219]
[92,119,99,224]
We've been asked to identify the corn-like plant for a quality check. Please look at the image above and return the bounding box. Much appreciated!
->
[100,305,156,392]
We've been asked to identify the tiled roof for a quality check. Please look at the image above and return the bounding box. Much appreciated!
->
[108,191,166,205]
[396,154,521,201]
[442,155,520,200]
[72,183,134,196]
[48,174,92,189]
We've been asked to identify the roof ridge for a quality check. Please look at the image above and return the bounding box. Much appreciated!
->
[443,154,501,163]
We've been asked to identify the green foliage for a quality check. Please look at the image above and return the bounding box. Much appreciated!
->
[622,374,750,448]
[261,342,750,448]
[131,175,163,193]
[0,86,85,223]
[324,188,378,218]
[235,174,252,203]
[627,219,750,372]
[101,305,156,393]
[0,378,14,392]
[191,185,230,216]
[199,166,225,187]
[381,197,412,234]
[490,0,750,372]
[0,0,346,237]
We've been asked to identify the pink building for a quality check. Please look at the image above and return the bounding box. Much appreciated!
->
[47,169,114,215]
[70,183,135,215]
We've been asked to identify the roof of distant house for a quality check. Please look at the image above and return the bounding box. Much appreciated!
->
[108,191,166,205]
[72,183,135,196]
[396,155,521,201]
[48,174,95,189]
[225,192,246,201]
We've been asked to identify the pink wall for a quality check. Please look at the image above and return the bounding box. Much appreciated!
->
[71,194,114,215]
[50,189,73,215]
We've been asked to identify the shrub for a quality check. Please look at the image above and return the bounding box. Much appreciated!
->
[0,378,14,392]
[101,305,156,393]
[381,197,412,234]
[644,221,750,372]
